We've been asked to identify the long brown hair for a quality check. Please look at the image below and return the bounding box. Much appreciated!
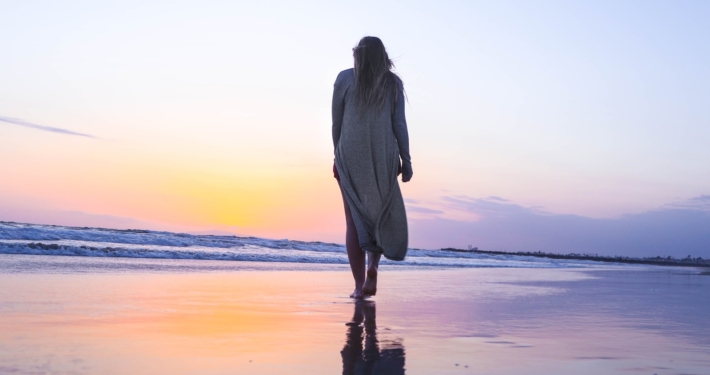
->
[353,36,402,117]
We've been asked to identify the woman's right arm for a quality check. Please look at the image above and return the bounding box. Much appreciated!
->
[332,72,347,151]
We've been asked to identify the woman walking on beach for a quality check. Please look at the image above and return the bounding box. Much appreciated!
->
[332,36,413,299]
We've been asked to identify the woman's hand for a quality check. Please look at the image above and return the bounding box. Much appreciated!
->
[401,162,413,183]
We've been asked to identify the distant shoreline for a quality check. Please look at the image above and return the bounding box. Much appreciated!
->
[441,248,710,268]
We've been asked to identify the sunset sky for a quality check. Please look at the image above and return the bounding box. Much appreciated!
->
[1,1,709,256]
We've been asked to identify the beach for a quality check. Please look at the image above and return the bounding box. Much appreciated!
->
[1,254,708,375]
[2,2,709,374]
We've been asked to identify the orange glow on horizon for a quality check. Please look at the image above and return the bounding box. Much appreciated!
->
[0,140,345,239]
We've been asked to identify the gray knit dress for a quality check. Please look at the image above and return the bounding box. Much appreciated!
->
[332,68,412,261]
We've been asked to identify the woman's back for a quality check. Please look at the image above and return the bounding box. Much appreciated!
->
[332,68,409,260]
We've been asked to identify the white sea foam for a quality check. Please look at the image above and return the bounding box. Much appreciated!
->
[0,222,608,269]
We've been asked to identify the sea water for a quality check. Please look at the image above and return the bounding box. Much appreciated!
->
[0,221,607,269]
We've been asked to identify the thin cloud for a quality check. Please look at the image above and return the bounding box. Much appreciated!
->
[406,205,445,215]
[663,195,710,212]
[442,196,546,218]
[0,116,96,139]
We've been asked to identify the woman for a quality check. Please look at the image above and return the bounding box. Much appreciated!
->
[332,36,413,299]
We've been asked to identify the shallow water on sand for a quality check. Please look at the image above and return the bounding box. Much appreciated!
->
[0,254,708,374]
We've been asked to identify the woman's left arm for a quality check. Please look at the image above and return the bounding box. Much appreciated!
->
[392,83,413,182]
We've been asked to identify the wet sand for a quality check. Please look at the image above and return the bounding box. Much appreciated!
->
[0,254,709,374]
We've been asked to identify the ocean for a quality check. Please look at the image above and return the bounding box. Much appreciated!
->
[0,221,610,269]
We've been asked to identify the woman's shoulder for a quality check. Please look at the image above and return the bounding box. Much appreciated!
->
[338,68,354,77]
[335,68,355,84]
[392,73,403,88]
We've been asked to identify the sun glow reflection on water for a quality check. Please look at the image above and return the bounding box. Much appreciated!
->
[0,255,708,375]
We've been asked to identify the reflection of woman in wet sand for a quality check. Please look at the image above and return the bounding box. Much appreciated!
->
[341,301,405,375]
[332,36,413,299]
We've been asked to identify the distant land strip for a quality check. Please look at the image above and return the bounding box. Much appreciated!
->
[441,248,710,268]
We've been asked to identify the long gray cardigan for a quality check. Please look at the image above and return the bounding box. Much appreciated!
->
[332,68,412,261]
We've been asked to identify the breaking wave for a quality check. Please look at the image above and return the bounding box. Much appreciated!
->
[0,222,608,269]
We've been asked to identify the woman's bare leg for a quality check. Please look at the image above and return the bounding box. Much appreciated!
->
[363,252,381,296]
[340,184,366,298]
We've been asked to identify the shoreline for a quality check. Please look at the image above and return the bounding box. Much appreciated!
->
[2,221,708,269]
[442,247,710,268]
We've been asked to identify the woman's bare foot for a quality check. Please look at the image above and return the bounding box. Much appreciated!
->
[350,288,364,299]
[362,268,378,296]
